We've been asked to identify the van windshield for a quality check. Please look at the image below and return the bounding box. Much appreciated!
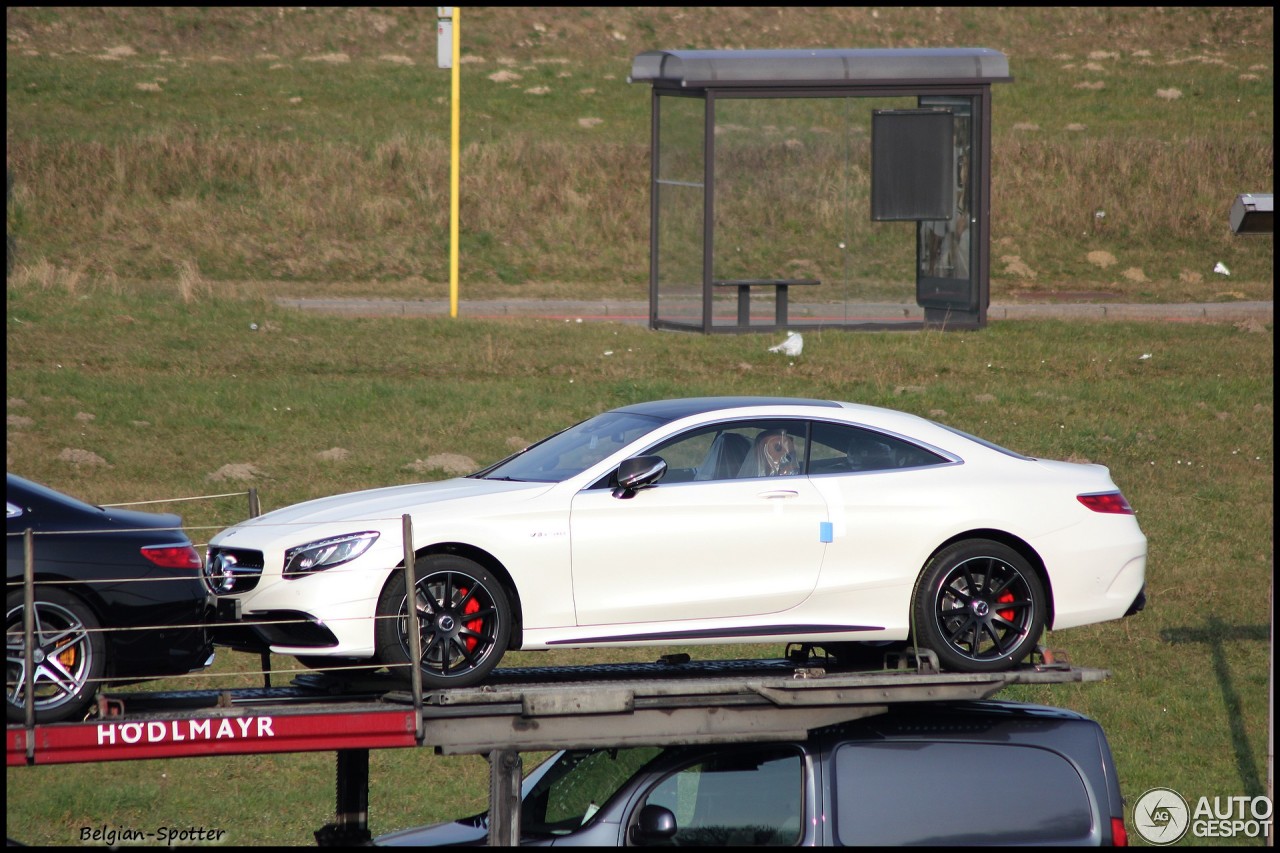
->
[521,747,663,835]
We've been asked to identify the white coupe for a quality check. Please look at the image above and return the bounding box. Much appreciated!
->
[203,397,1147,684]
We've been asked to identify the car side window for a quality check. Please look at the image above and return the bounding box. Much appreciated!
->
[647,421,807,483]
[808,421,948,474]
[630,746,804,846]
[644,426,720,483]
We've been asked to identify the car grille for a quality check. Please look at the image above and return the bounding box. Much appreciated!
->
[203,547,265,595]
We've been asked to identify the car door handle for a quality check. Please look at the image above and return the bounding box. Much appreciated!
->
[757,490,799,499]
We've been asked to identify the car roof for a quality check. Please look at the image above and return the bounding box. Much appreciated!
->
[810,699,1095,740]
[7,472,184,532]
[606,397,971,454]
[611,396,842,422]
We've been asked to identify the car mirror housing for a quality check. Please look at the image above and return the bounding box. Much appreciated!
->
[631,804,678,843]
[612,456,667,499]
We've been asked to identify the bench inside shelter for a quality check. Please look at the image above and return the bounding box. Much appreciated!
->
[713,279,821,328]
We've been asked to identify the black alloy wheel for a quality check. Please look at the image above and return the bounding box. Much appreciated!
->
[912,539,1046,672]
[375,555,511,688]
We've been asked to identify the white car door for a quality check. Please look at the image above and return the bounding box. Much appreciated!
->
[568,420,829,627]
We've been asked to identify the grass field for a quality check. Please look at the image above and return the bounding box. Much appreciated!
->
[4,6,1275,848]
[5,280,1274,845]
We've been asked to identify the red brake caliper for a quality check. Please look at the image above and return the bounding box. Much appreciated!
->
[457,587,482,652]
[997,591,1016,623]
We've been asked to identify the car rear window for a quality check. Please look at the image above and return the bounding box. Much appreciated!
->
[935,423,1034,460]
[833,741,1094,845]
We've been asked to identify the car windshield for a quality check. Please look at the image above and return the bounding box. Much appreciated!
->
[477,412,664,483]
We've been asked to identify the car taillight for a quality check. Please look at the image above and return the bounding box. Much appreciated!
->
[1110,815,1128,846]
[1078,491,1135,515]
[141,544,203,569]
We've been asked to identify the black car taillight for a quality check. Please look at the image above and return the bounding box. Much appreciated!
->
[141,544,203,570]
[1077,491,1135,515]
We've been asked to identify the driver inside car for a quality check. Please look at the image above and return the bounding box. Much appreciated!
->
[743,429,800,477]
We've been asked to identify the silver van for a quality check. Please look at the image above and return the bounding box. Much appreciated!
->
[377,700,1128,846]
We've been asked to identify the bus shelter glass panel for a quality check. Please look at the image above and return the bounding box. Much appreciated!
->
[655,95,706,327]
[916,96,976,311]
[711,96,920,329]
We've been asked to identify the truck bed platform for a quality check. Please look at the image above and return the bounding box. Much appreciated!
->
[8,655,1106,766]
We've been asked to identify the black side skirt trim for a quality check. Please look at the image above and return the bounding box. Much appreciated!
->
[547,624,882,646]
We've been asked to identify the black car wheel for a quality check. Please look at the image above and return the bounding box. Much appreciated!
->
[911,539,1046,672]
[6,589,106,723]
[375,555,511,688]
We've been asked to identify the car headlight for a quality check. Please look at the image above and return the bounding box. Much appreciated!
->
[283,531,380,580]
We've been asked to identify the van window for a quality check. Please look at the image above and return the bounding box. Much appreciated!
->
[635,746,804,846]
[833,742,1093,845]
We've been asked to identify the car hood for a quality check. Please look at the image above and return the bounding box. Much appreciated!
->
[376,817,488,846]
[228,478,551,529]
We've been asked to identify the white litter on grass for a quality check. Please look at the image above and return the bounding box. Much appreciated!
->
[768,331,803,356]
[1139,353,1152,360]
[1213,262,1231,276]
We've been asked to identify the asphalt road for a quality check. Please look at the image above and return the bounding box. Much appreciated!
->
[276,296,1273,326]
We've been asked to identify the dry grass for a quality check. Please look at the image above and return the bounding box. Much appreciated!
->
[4,7,1273,301]
[7,258,85,293]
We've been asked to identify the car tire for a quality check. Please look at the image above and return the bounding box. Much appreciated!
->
[911,539,1046,673]
[6,588,106,723]
[374,555,511,688]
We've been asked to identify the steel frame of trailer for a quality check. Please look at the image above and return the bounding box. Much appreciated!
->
[7,656,1108,846]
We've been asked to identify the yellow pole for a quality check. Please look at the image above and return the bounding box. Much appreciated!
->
[449,7,461,318]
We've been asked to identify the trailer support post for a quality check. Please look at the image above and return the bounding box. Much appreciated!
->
[487,747,523,846]
[315,748,372,846]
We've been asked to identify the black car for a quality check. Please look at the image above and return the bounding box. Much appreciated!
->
[377,700,1128,846]
[6,474,214,723]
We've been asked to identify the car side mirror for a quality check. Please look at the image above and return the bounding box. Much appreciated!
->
[631,804,678,843]
[612,456,667,499]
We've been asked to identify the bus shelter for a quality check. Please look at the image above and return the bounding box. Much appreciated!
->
[629,48,1012,333]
